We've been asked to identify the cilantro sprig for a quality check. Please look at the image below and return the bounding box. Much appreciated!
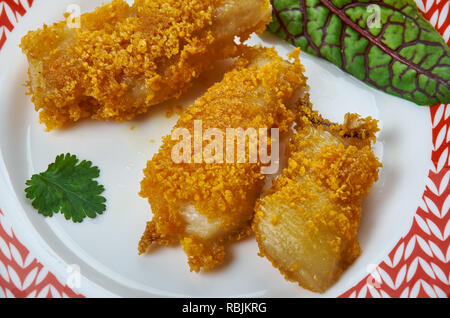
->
[25,154,107,223]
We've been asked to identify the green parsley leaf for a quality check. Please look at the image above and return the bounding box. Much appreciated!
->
[25,153,106,223]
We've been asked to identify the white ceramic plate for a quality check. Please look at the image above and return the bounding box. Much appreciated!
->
[0,0,446,298]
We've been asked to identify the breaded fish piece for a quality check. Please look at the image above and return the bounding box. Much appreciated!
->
[252,101,382,293]
[20,0,272,130]
[139,47,308,272]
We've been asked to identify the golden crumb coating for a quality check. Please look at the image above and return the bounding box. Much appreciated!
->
[252,101,382,293]
[20,0,272,130]
[139,47,308,272]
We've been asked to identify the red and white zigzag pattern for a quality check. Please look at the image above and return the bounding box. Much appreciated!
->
[0,210,83,297]
[417,0,450,43]
[0,0,33,50]
[0,0,449,298]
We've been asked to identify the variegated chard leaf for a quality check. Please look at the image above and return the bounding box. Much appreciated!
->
[268,0,450,105]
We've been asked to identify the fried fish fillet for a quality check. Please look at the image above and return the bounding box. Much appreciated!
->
[139,47,308,272]
[252,101,382,293]
[20,0,272,130]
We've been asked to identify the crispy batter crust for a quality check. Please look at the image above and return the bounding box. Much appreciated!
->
[139,47,308,272]
[20,0,272,130]
[253,101,382,293]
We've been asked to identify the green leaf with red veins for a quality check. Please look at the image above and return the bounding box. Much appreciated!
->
[268,0,450,105]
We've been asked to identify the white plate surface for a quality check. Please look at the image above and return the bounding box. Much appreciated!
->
[0,0,432,297]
